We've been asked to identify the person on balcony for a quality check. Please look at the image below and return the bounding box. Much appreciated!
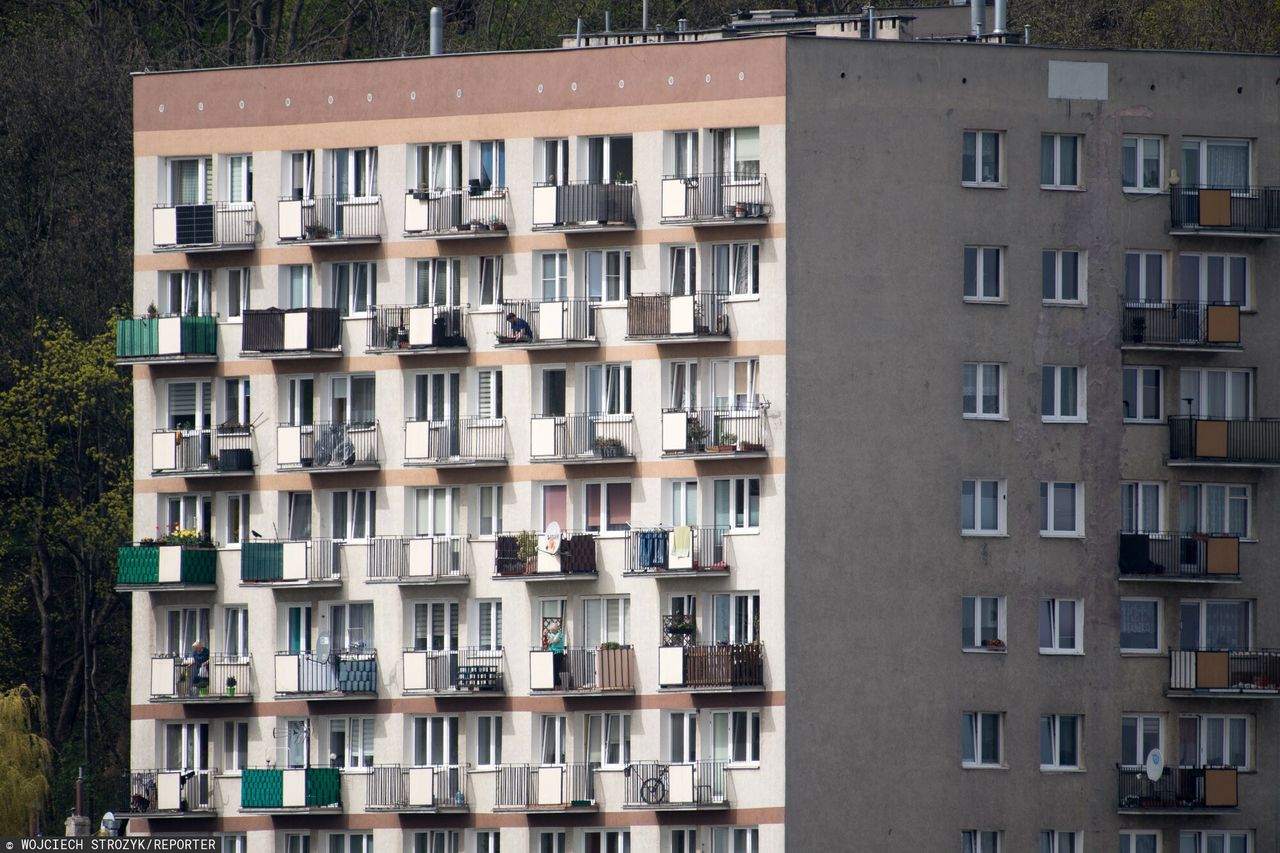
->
[505,312,533,342]
[185,641,210,695]
[545,619,567,689]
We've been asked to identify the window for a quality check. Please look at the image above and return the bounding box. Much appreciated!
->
[711,593,759,644]
[670,480,698,527]
[1040,134,1080,188]
[1039,599,1083,653]
[413,832,459,853]
[331,490,376,541]
[963,246,1003,301]
[166,379,211,431]
[1122,482,1163,533]
[582,596,630,646]
[226,154,253,203]
[224,377,251,425]
[1121,714,1162,766]
[474,831,500,853]
[710,358,759,409]
[538,251,568,301]
[477,256,503,306]
[961,831,1001,853]
[1041,366,1085,422]
[962,712,1002,767]
[714,126,760,178]
[227,268,250,318]
[1119,832,1158,853]
[1179,253,1248,307]
[164,494,211,539]
[286,492,312,541]
[416,257,461,306]
[329,834,373,853]
[284,835,310,853]
[962,596,1005,650]
[584,712,631,768]
[1179,599,1250,651]
[221,721,249,772]
[1178,715,1248,769]
[670,829,697,853]
[165,270,213,316]
[711,710,759,764]
[710,242,760,296]
[1120,598,1161,653]
[223,606,248,658]
[584,482,631,533]
[415,142,462,191]
[1125,252,1165,303]
[225,493,250,546]
[332,146,377,197]
[710,828,758,853]
[285,377,314,427]
[331,374,375,424]
[478,486,503,537]
[714,477,760,531]
[331,262,375,316]
[670,130,699,177]
[329,602,373,652]
[1123,367,1162,422]
[476,368,503,419]
[537,832,566,853]
[961,363,1003,419]
[414,487,459,537]
[476,715,502,767]
[287,150,314,200]
[280,717,309,767]
[284,264,312,309]
[1039,715,1081,769]
[168,156,212,205]
[477,140,505,189]
[962,130,1002,185]
[218,835,246,853]
[413,601,458,652]
[1039,832,1079,853]
[584,134,633,183]
[540,138,569,185]
[1041,250,1084,303]
[1122,135,1163,192]
[539,714,567,765]
[328,718,374,769]
[1179,483,1249,537]
[669,711,697,763]
[1182,138,1250,188]
[1179,832,1250,853]
[668,245,697,296]
[585,249,631,302]
[583,362,632,415]
[476,600,502,650]
[961,479,1005,535]
[1040,482,1083,537]
[540,484,567,529]
[540,368,566,417]
[413,715,460,768]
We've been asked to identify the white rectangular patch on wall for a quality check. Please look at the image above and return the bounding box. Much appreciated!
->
[1048,60,1108,100]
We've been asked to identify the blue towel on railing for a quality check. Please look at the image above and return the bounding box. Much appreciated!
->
[637,530,669,569]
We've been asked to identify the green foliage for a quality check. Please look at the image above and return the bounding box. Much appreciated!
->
[516,530,538,562]
[0,686,52,834]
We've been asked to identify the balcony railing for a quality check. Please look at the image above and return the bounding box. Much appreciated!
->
[495,763,594,810]
[150,652,253,701]
[278,194,382,242]
[530,413,635,461]
[240,539,339,584]
[627,292,730,340]
[402,647,504,694]
[128,768,217,815]
[241,307,340,355]
[1121,301,1242,348]
[405,417,507,466]
[529,646,634,693]
[241,767,341,810]
[367,764,467,810]
[274,650,378,696]
[1118,765,1238,811]
[1169,648,1280,694]
[660,173,770,223]
[150,426,254,475]
[366,535,469,583]
[1118,532,1240,580]
[661,407,766,457]
[1170,185,1280,234]
[153,201,257,250]
[626,526,730,575]
[116,315,217,361]
[658,640,764,690]
[623,760,727,808]
[117,543,216,587]
[368,304,466,351]
[404,188,509,237]
[494,531,598,577]
[277,421,380,470]
[496,299,596,345]
[532,181,635,230]
[1168,416,1280,465]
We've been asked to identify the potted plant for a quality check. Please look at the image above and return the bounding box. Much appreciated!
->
[516,529,538,573]
[739,441,765,453]
[711,432,738,452]
[487,215,506,231]
[982,638,1006,650]
[304,222,333,240]
[593,436,625,458]
[145,302,159,318]
[225,676,237,697]
[686,418,708,451]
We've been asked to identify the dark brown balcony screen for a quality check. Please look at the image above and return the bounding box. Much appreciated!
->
[1199,189,1232,227]
[1196,651,1230,689]
[1205,305,1241,344]
[1203,768,1238,808]
[1195,420,1229,457]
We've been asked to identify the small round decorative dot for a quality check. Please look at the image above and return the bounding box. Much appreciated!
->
[366,93,373,102]
[238,100,245,109]
[618,79,625,89]
[537,83,544,93]
[667,76,675,86]
[738,71,745,81]
[327,95,334,105]
[285,97,292,107]
[705,74,712,83]
[158,104,165,113]
[571,82,578,91]
[410,91,417,100]
[197,102,204,111]
[456,88,462,98]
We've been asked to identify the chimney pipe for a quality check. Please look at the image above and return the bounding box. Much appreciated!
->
[642,0,649,31]
[576,17,584,46]
[992,0,1006,34]
[677,18,688,32]
[1024,24,1031,44]
[604,11,611,32]
[429,7,443,55]
[76,767,85,817]
[970,0,985,37]
[864,5,876,39]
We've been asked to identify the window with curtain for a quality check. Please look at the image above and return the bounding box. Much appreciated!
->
[417,258,461,306]
[584,482,631,532]
[328,719,374,768]
[1121,482,1162,533]
[1182,138,1250,187]
[476,600,502,650]
[582,596,629,645]
[1124,252,1164,303]
[669,245,696,296]
[478,256,503,306]
[478,140,505,189]
[1179,599,1250,650]
[288,492,312,540]
[1179,483,1248,537]
[331,262,375,316]
[540,715,566,765]
[227,154,253,203]
[478,486,502,537]
[584,713,630,767]
[541,484,567,529]
[710,242,759,295]
[413,601,458,651]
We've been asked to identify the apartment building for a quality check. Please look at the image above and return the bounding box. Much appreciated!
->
[121,11,1280,853]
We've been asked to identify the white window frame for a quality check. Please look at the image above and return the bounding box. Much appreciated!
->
[475,715,502,768]
[285,150,315,200]
[226,267,250,319]
[1179,714,1250,770]
[1122,135,1163,193]
[963,246,1004,302]
[1178,252,1249,308]
[1181,137,1252,188]
[327,717,374,770]
[331,489,376,542]
[581,595,630,646]
[1121,482,1164,534]
[1039,831,1081,853]
[669,129,699,177]
[1040,133,1081,189]
[962,130,1003,186]
[667,245,697,296]
[710,241,760,297]
[224,493,251,548]
[961,479,1006,536]
[582,481,632,535]
[330,261,376,317]
[1040,482,1084,537]
[167,156,212,205]
[1041,366,1086,423]
[538,251,568,301]
[1179,598,1252,651]
[539,714,567,766]
[1042,249,1086,305]
[329,373,376,425]
[714,477,760,532]
[473,832,500,853]
[1119,597,1162,655]
[1125,251,1166,303]
[283,264,312,309]
[1119,832,1160,853]
[225,154,253,204]
[414,141,463,192]
[474,599,502,651]
[1039,599,1084,655]
[412,714,460,768]
[583,712,631,769]
[217,835,246,853]
[415,257,462,307]
[476,255,503,308]
[961,596,1006,652]
[962,363,1004,419]
[164,270,214,317]
[1121,714,1163,767]
[962,831,1002,853]
[1179,483,1250,538]
[962,712,1003,769]
[475,368,502,420]
[584,248,631,303]
[221,720,249,773]
[474,139,506,190]
[477,485,503,538]
[711,709,760,766]
[1123,366,1163,423]
[1178,832,1250,853]
[331,146,378,198]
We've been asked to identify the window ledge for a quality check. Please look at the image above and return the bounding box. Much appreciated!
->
[1040,532,1086,539]
[594,531,630,540]
[963,414,1009,422]
[339,768,374,776]
[471,306,502,314]
[1121,188,1166,196]
[962,298,1008,306]
[1040,766,1085,774]
[1119,650,1163,657]
[725,762,760,770]
[1039,649,1085,656]
[723,529,760,537]
[1123,419,1165,426]
[1040,185,1086,192]
[961,531,1008,538]
[962,647,1007,654]
[961,764,1007,771]
[1042,301,1088,309]
[961,183,1008,190]
[1041,417,1088,425]
[724,295,760,304]
[595,302,628,310]
[470,766,499,774]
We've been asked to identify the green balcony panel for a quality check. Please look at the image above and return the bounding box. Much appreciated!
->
[241,542,284,581]
[116,318,159,358]
[181,315,218,355]
[306,767,341,806]
[116,546,159,585]
[240,769,283,808]
[179,548,217,584]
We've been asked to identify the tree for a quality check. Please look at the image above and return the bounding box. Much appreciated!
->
[0,686,53,834]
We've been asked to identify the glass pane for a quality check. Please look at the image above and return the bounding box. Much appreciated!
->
[1040,135,1055,185]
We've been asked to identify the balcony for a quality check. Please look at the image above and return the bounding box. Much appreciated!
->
[405,417,507,467]
[278,194,382,244]
[240,767,341,812]
[240,539,340,586]
[495,299,597,348]
[532,181,635,232]
[149,653,254,702]
[661,408,767,459]
[241,307,340,357]
[658,621,764,692]
[494,763,595,812]
[277,422,380,472]
[367,305,466,352]
[153,202,257,252]
[494,531,597,579]
[627,292,730,341]
[128,769,217,817]
[1170,185,1280,236]
[626,526,730,577]
[530,413,635,464]
[116,315,217,364]
[1118,532,1240,582]
[528,645,634,694]
[660,173,771,225]
[1121,301,1242,350]
[274,650,377,698]
[404,188,509,239]
[1169,648,1280,696]
[1118,765,1238,813]
[150,426,255,476]
[116,543,216,590]
[366,535,469,585]
[402,647,504,695]
[623,760,728,810]
[366,765,468,811]
[1168,416,1280,466]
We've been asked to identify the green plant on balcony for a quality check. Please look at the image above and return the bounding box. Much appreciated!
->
[145,303,159,318]
[225,676,237,697]
[686,418,708,449]
[708,431,738,452]
[161,528,214,548]
[593,436,625,458]
[516,530,538,572]
[599,641,626,650]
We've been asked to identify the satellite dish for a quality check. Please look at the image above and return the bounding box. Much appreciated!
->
[544,521,562,554]
[316,631,331,658]
[1145,748,1164,782]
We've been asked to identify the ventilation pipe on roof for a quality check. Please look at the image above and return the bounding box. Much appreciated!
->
[992,0,1007,35]
[576,17,584,45]
[605,11,611,32]
[970,0,985,36]
[429,7,443,55]
[1024,25,1032,44]
[642,0,649,31]
[864,5,876,39]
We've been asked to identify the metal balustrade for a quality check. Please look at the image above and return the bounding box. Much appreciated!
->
[660,172,770,222]
[495,763,594,810]
[1168,416,1280,465]
[661,407,766,456]
[1121,300,1242,348]
[240,538,339,583]
[404,417,507,466]
[1169,648,1280,694]
[368,305,466,351]
[153,202,257,249]
[1118,532,1240,579]
[149,652,254,700]
[1170,185,1280,234]
[276,421,380,470]
[532,181,635,229]
[627,291,730,339]
[626,526,730,575]
[528,646,634,693]
[366,535,469,582]
[366,764,467,810]
[241,307,340,354]
[529,412,634,461]
[1117,765,1238,810]
[401,647,504,694]
[150,426,254,474]
[128,768,217,815]
[403,188,509,236]
[495,298,596,344]
[623,760,727,808]
[278,194,382,241]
